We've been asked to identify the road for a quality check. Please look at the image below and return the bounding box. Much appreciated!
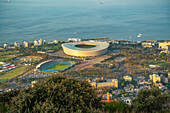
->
[112,61,127,89]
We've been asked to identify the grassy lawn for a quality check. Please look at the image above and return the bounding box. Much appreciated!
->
[145,61,170,67]
[0,56,16,62]
[0,50,21,62]
[42,44,61,49]
[36,44,62,51]
[47,64,71,71]
[0,50,20,56]
[0,66,29,82]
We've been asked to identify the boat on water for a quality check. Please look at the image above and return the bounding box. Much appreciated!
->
[2,0,11,3]
[100,1,104,4]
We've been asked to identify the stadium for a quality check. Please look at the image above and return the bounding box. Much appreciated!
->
[62,41,109,57]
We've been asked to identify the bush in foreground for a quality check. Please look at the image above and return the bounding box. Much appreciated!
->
[0,89,20,113]
[103,101,132,113]
[132,88,170,113]
[8,76,102,112]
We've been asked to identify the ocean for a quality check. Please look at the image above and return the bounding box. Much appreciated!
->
[0,0,170,45]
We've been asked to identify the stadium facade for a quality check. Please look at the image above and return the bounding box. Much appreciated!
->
[62,41,109,57]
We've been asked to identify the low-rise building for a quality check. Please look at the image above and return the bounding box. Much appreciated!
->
[161,76,168,84]
[68,38,81,42]
[37,51,46,54]
[112,89,121,95]
[142,42,154,48]
[123,76,132,82]
[31,81,37,87]
[160,50,170,54]
[135,76,145,82]
[149,65,160,68]
[134,88,140,93]
[149,74,161,83]
[8,46,16,50]
[138,79,145,84]
[99,93,117,103]
[106,78,117,83]
[97,93,112,100]
[0,62,5,65]
[124,85,134,92]
[119,40,130,44]
[111,40,119,44]
[121,97,132,105]
[53,40,58,44]
[154,83,167,91]
[138,79,151,85]
[159,86,167,91]
[154,83,163,87]
[92,77,101,82]
[91,79,118,88]
[158,41,170,50]
[0,47,4,51]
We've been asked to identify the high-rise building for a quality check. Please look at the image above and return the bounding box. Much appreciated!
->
[3,44,8,49]
[43,40,47,45]
[34,40,39,46]
[38,39,43,45]
[14,42,17,47]
[28,41,33,46]
[24,41,29,47]
[14,42,20,47]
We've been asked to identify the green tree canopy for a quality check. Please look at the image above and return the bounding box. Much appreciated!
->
[132,88,170,112]
[103,101,132,113]
[8,76,102,113]
[0,89,20,112]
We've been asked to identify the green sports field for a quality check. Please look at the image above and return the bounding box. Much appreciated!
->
[47,64,71,71]
[0,66,28,82]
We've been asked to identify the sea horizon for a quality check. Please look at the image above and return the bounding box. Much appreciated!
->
[0,0,170,45]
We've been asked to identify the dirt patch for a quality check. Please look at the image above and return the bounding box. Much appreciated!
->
[75,62,95,70]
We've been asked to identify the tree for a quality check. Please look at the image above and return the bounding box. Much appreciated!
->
[151,48,157,54]
[111,86,117,90]
[0,89,20,112]
[103,101,132,112]
[131,80,137,86]
[124,93,129,97]
[132,88,170,112]
[120,78,125,82]
[8,76,102,113]
[120,89,125,94]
